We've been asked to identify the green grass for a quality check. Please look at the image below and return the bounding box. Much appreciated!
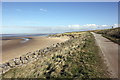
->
[2,32,109,79]
[102,34,120,45]
[64,33,109,79]
[94,27,120,45]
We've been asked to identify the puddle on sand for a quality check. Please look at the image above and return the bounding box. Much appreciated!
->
[21,38,30,43]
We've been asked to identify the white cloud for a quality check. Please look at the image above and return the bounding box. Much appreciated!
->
[68,25,81,30]
[83,24,98,27]
[3,24,118,34]
[47,24,113,33]
[113,24,119,28]
[68,24,99,30]
[101,25,108,27]
[66,24,113,31]
[40,8,47,12]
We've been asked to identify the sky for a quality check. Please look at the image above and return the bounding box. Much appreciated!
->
[2,2,118,34]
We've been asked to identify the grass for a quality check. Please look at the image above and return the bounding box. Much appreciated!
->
[2,32,109,79]
[102,34,120,45]
[64,33,109,79]
[94,27,120,45]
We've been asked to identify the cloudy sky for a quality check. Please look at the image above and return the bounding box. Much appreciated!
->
[2,2,118,34]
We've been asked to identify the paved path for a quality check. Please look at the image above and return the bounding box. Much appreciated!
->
[91,32,119,78]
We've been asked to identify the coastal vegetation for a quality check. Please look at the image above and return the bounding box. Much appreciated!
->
[1,32,109,79]
[94,27,120,45]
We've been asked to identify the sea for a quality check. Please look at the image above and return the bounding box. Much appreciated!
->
[0,33,57,43]
[0,33,56,37]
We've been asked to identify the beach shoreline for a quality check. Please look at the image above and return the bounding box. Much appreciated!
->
[1,36,69,63]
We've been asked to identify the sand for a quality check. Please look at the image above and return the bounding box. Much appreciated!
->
[1,36,69,63]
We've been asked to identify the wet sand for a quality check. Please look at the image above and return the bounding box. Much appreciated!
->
[1,36,69,63]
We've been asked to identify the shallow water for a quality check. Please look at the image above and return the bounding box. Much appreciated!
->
[21,38,30,43]
[1,33,55,37]
[0,33,57,40]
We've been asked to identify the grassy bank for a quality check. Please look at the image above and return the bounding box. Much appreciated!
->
[94,27,120,45]
[2,32,109,79]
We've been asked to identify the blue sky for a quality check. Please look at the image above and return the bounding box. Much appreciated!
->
[2,2,118,34]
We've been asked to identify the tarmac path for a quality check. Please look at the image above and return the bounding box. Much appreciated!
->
[91,32,119,78]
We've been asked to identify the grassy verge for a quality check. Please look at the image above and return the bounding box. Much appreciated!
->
[2,32,109,79]
[94,27,120,45]
[102,34,120,45]
[63,33,109,79]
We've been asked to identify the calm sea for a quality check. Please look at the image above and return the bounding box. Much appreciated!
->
[0,33,56,37]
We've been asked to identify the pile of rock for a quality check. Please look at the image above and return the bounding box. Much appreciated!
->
[0,40,64,74]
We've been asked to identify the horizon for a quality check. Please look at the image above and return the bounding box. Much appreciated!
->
[1,27,119,34]
[2,2,118,34]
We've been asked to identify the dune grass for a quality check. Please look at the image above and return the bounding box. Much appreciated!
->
[2,32,109,79]
[94,27,120,45]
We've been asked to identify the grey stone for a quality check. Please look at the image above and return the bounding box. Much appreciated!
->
[20,56,27,61]
[52,44,57,47]
[0,63,7,68]
[14,58,22,65]
[8,60,16,68]
[20,56,29,64]
[2,65,11,73]
[22,59,28,64]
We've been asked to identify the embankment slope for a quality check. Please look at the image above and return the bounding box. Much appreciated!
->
[1,32,109,79]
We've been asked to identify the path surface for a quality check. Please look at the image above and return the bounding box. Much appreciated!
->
[91,32,119,78]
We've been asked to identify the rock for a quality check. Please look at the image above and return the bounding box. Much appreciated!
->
[52,44,57,48]
[35,50,39,53]
[25,55,30,60]
[14,58,22,65]
[34,54,38,59]
[0,63,7,68]
[2,65,11,73]
[8,60,16,68]
[30,53,36,58]
[56,43,60,45]
[43,48,49,53]
[20,56,27,60]
[32,52,36,55]
[22,59,28,64]
[20,56,28,64]
[36,51,42,55]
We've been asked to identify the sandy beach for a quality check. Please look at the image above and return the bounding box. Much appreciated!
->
[1,36,69,63]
